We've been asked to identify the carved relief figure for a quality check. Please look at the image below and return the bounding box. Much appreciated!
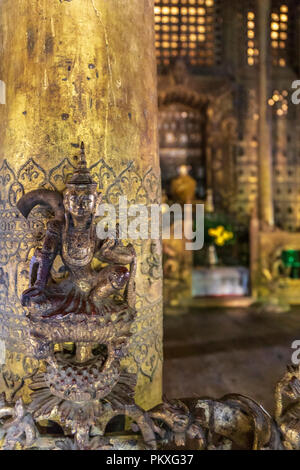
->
[0,143,157,449]
[17,142,136,318]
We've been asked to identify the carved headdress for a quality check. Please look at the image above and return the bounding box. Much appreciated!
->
[63,141,101,232]
[16,142,100,224]
[67,142,97,190]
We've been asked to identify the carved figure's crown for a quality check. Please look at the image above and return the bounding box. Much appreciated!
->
[67,142,97,189]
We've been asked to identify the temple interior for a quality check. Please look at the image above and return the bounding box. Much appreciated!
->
[158,0,300,412]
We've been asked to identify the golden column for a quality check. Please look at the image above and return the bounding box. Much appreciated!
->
[0,0,162,409]
[256,0,274,227]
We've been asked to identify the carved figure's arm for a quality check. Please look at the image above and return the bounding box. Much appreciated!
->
[17,189,65,306]
[21,220,62,307]
[96,238,136,265]
[95,238,136,308]
[32,220,62,289]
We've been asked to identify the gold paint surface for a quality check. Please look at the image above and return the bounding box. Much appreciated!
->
[0,0,162,409]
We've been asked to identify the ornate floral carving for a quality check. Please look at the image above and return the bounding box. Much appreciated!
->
[0,149,162,396]
[48,158,76,191]
[18,159,47,192]
[0,144,163,450]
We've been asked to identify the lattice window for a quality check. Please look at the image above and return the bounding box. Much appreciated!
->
[154,0,222,67]
[246,9,259,66]
[270,2,289,67]
[241,0,259,67]
[244,0,295,68]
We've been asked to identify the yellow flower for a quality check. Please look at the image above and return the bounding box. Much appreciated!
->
[208,225,234,246]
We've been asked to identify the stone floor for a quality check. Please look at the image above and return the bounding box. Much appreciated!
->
[163,306,300,414]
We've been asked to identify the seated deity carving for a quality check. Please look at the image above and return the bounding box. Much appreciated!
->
[17,142,136,319]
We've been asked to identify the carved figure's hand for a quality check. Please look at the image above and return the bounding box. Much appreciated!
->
[99,240,136,265]
[126,243,136,257]
[21,286,47,307]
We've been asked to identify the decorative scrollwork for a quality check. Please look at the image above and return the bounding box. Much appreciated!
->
[0,149,162,394]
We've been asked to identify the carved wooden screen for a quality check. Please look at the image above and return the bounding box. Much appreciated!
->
[154,0,223,68]
[269,0,299,230]
[270,1,294,68]
[243,0,295,69]
[271,90,300,232]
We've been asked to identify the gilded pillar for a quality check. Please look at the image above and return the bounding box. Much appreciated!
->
[0,0,162,409]
[256,0,274,227]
